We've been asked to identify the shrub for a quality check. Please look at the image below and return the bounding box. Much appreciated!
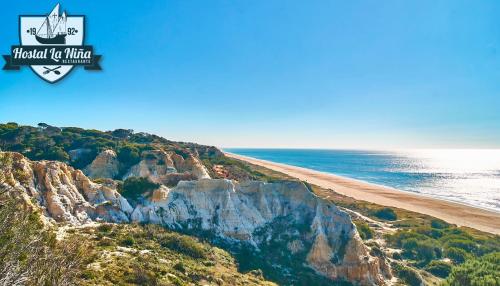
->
[416,240,441,262]
[416,226,443,239]
[158,234,207,259]
[386,230,428,248]
[0,194,91,285]
[392,252,402,260]
[372,208,397,221]
[173,261,186,273]
[97,224,113,233]
[400,237,440,262]
[355,222,374,240]
[45,146,70,161]
[444,247,472,264]
[117,145,141,168]
[120,177,160,200]
[130,265,159,286]
[431,219,450,229]
[392,263,423,286]
[444,252,500,286]
[444,238,477,253]
[120,236,135,247]
[425,260,452,278]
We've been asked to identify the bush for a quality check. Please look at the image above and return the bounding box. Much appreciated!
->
[444,252,500,286]
[425,260,452,278]
[416,226,443,239]
[372,208,397,221]
[392,263,423,286]
[444,238,477,253]
[386,230,428,248]
[97,224,113,233]
[355,222,374,240]
[120,177,160,200]
[120,236,135,247]
[45,146,70,161]
[431,219,450,229]
[392,252,402,260]
[400,238,440,262]
[444,247,472,264]
[117,145,141,169]
[0,194,91,285]
[158,234,207,259]
[173,261,186,273]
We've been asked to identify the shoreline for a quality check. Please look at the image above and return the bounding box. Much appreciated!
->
[225,152,500,235]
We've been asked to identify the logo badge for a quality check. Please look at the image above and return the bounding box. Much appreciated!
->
[3,4,101,83]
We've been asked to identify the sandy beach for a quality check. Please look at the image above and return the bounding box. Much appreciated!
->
[226,152,500,235]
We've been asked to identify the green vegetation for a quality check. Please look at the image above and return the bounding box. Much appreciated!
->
[120,177,160,200]
[3,123,500,285]
[444,252,500,286]
[0,192,91,285]
[301,181,500,285]
[391,263,423,286]
[0,122,171,177]
[385,223,500,269]
[425,260,452,278]
[354,221,374,240]
[200,153,284,182]
[234,216,350,286]
[371,207,397,221]
[80,224,275,286]
[0,122,277,183]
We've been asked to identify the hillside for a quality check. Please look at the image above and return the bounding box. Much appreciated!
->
[0,123,389,285]
[1,122,499,286]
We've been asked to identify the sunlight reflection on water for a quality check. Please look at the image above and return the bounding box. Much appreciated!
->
[226,148,500,212]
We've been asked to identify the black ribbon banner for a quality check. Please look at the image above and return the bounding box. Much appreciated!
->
[3,45,101,70]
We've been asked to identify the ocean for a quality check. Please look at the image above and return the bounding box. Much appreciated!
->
[224,148,500,212]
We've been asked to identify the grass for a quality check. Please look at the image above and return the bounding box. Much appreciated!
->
[78,223,276,286]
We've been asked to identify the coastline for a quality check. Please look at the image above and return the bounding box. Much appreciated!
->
[225,152,500,235]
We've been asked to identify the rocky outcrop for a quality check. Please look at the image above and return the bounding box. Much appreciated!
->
[122,150,210,185]
[83,149,119,179]
[1,152,132,224]
[123,150,180,185]
[1,152,388,285]
[81,149,211,185]
[170,153,211,179]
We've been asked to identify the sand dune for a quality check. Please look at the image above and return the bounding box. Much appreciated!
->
[226,152,500,235]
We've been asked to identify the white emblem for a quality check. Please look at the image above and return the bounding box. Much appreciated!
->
[19,4,84,83]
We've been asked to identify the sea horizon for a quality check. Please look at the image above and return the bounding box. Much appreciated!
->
[224,148,500,213]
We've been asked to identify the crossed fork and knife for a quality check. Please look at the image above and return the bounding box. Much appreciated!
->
[43,66,62,75]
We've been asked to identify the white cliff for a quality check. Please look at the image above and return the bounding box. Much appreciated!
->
[1,152,388,285]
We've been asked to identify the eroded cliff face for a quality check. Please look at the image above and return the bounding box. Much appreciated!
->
[123,150,210,185]
[83,149,211,184]
[0,152,388,285]
[83,149,119,179]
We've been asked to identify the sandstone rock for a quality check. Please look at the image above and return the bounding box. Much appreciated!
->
[123,150,178,183]
[171,153,211,179]
[83,150,119,179]
[124,150,210,185]
[2,152,131,224]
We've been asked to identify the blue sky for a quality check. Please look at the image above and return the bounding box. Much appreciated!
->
[1,1,499,149]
